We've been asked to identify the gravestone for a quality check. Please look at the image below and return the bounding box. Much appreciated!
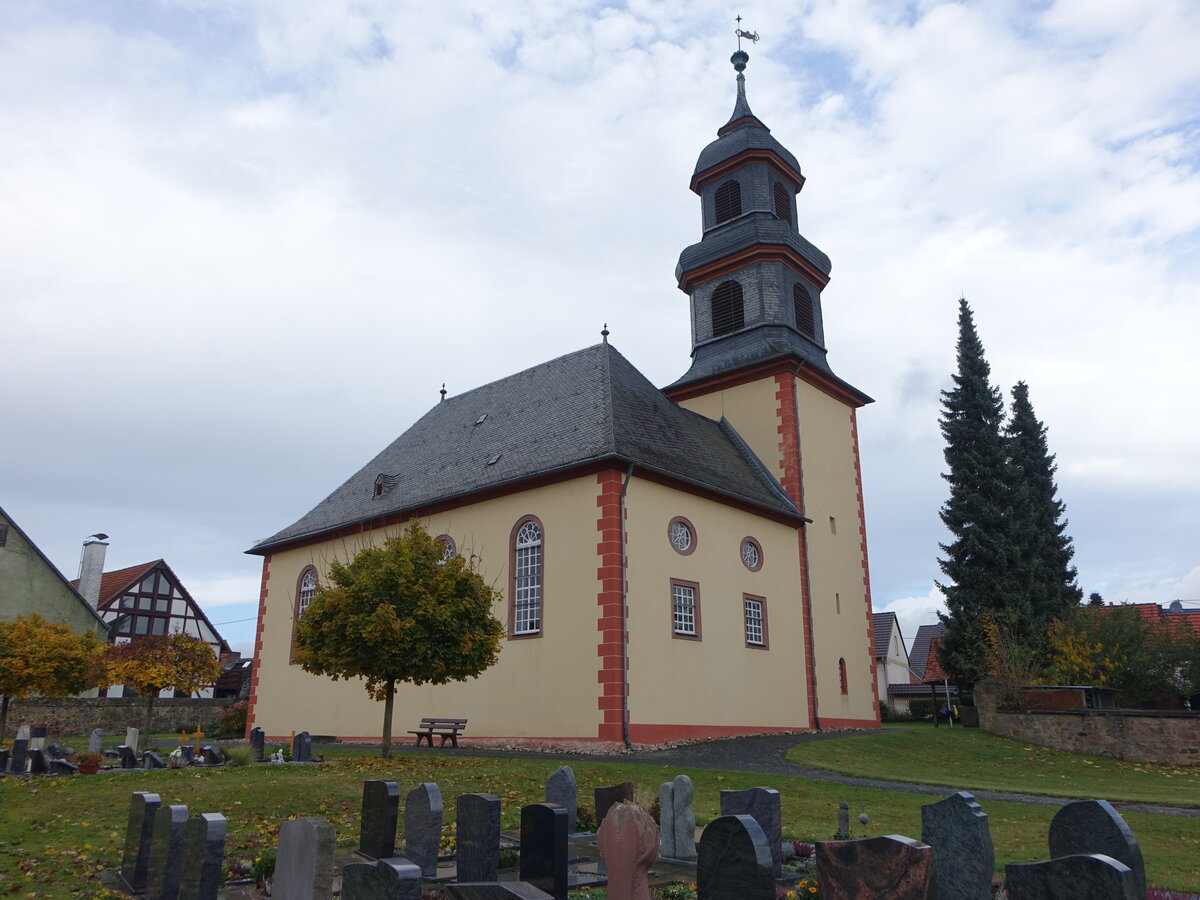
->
[519,803,568,900]
[9,739,29,774]
[180,745,195,765]
[146,804,190,900]
[659,775,696,861]
[456,793,501,883]
[0,749,10,772]
[144,750,166,770]
[718,788,782,875]
[1048,799,1146,900]
[120,792,163,893]
[249,727,265,762]
[44,743,62,759]
[545,767,577,835]
[1006,853,1137,900]
[118,745,138,769]
[597,801,658,900]
[178,813,227,900]
[404,782,443,878]
[816,835,936,900]
[921,791,994,900]
[89,729,103,754]
[16,725,30,740]
[50,759,79,776]
[837,801,850,837]
[292,731,312,762]
[696,815,774,900]
[274,817,336,900]
[126,727,140,752]
[447,885,554,899]
[29,725,46,751]
[28,749,48,775]
[341,858,422,900]
[200,746,224,766]
[359,780,400,860]
[594,782,634,830]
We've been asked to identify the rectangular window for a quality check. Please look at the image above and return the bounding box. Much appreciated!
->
[514,542,542,634]
[670,579,701,640]
[151,617,167,636]
[744,594,768,649]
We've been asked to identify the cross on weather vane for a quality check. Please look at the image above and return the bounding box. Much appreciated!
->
[735,15,760,50]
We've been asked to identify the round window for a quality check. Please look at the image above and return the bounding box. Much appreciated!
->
[668,517,696,555]
[741,537,763,572]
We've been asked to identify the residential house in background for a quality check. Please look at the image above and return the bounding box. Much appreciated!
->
[871,611,911,711]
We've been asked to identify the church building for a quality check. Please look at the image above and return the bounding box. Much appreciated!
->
[246,49,879,745]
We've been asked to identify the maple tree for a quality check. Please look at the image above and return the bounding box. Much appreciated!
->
[104,632,222,733]
[0,614,105,738]
[295,521,505,758]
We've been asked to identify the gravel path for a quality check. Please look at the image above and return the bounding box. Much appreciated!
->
[388,729,1200,819]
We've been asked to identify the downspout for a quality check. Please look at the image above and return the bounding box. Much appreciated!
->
[619,462,635,750]
[800,522,821,731]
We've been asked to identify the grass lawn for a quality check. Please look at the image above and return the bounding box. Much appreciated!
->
[786,724,1200,807]
[1,746,1197,897]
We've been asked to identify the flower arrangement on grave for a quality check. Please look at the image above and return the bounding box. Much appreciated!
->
[167,748,187,769]
[76,751,103,774]
[251,850,276,894]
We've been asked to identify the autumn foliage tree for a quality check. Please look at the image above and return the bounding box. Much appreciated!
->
[295,522,505,758]
[0,614,105,738]
[104,632,222,734]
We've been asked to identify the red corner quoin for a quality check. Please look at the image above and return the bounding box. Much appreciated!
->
[595,470,626,742]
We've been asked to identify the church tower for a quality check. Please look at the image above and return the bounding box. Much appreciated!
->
[665,48,879,728]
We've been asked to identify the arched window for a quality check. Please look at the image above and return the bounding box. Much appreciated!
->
[511,517,543,636]
[711,281,745,337]
[297,567,318,618]
[793,284,815,338]
[839,657,848,694]
[714,180,742,224]
[773,182,792,224]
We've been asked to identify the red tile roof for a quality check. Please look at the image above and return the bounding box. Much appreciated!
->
[922,635,951,684]
[1091,602,1200,639]
[71,560,162,605]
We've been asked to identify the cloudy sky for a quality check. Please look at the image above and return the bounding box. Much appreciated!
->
[4,0,1198,657]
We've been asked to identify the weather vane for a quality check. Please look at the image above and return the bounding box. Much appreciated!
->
[735,15,760,50]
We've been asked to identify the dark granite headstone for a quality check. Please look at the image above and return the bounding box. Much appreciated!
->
[120,791,162,893]
[28,749,48,775]
[1006,852,1137,900]
[144,750,166,770]
[146,804,190,900]
[447,885,554,899]
[30,725,46,739]
[696,815,774,900]
[292,731,312,762]
[545,767,577,835]
[178,813,227,900]
[359,780,400,860]
[519,803,568,900]
[118,744,138,769]
[180,745,195,764]
[816,834,936,900]
[50,759,79,776]
[8,739,29,774]
[274,817,336,900]
[200,746,224,766]
[921,791,994,900]
[1048,799,1146,900]
[249,727,265,762]
[718,787,782,875]
[594,782,634,830]
[341,858,422,900]
[457,793,501,882]
[0,749,10,772]
[88,729,103,754]
[403,782,443,878]
[45,743,62,759]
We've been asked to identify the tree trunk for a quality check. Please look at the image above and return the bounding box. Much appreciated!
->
[144,692,156,737]
[0,694,9,742]
[381,679,395,759]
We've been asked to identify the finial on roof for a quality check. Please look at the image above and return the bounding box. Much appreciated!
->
[722,17,759,131]
[601,323,610,344]
[439,382,447,402]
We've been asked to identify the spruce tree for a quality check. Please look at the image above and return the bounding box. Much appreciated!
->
[936,299,1028,687]
[1005,380,1082,622]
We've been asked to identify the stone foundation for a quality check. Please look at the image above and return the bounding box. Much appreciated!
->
[975,680,1200,766]
[3,697,231,739]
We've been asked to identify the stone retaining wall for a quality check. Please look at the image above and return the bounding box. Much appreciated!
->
[2,697,232,739]
[976,680,1200,766]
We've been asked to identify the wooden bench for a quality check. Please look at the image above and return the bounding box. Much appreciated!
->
[407,717,467,748]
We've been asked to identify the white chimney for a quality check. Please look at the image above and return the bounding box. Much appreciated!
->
[77,533,109,608]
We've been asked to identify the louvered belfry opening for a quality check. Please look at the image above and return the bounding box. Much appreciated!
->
[793,283,815,338]
[773,182,792,224]
[711,280,745,336]
[714,179,743,224]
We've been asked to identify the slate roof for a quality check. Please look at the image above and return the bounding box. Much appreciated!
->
[872,611,899,660]
[251,343,800,553]
[676,213,832,281]
[693,103,801,183]
[909,622,945,681]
